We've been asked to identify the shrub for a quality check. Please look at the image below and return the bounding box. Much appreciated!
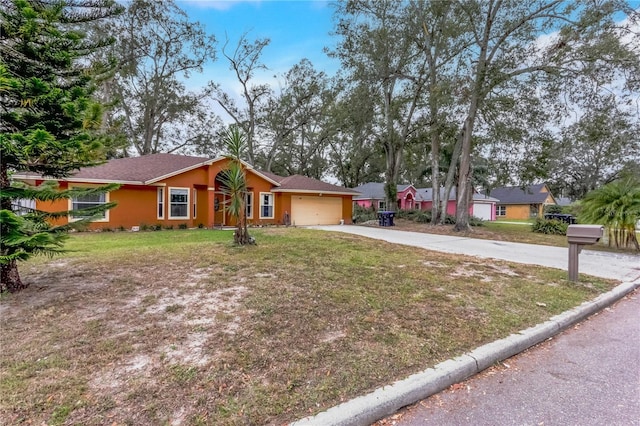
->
[164,224,174,230]
[352,205,378,223]
[531,218,568,235]
[469,216,485,227]
[544,204,563,214]
[140,223,150,231]
[197,223,204,229]
[178,223,188,230]
[415,211,432,223]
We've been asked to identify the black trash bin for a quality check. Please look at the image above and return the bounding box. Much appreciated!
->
[377,211,395,227]
[544,213,576,224]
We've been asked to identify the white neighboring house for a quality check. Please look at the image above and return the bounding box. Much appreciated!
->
[472,193,500,221]
[14,199,35,216]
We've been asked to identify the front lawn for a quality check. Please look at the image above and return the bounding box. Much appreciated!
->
[0,228,616,425]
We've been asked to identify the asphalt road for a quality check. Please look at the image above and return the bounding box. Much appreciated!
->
[387,290,640,426]
[309,225,640,281]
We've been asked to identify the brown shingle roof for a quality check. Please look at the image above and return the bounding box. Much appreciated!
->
[71,153,211,183]
[489,184,555,205]
[256,170,285,183]
[273,174,359,194]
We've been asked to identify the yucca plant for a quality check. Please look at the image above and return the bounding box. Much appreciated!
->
[578,177,640,250]
[219,127,253,245]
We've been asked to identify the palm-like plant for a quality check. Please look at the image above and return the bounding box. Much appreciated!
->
[578,177,640,250]
[219,127,253,245]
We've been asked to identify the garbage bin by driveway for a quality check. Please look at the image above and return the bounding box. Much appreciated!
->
[377,211,395,226]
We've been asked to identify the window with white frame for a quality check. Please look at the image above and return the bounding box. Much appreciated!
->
[169,187,189,219]
[71,192,109,221]
[377,200,386,210]
[157,187,164,219]
[259,192,274,219]
[497,205,506,216]
[245,192,253,219]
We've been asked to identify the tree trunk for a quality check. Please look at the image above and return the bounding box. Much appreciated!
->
[439,132,463,224]
[454,117,474,231]
[0,163,27,292]
[1,260,25,293]
[430,130,440,224]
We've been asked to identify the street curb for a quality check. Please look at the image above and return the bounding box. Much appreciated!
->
[291,279,640,426]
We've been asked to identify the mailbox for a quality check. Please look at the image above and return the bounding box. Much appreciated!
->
[566,225,604,281]
[567,225,604,245]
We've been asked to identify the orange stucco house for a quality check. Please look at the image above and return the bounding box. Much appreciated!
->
[13,154,358,230]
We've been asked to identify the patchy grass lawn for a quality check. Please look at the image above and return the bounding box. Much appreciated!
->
[0,228,617,425]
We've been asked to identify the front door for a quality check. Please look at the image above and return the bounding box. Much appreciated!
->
[214,193,225,225]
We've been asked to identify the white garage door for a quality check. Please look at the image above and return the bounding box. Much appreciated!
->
[291,196,343,226]
[473,202,492,220]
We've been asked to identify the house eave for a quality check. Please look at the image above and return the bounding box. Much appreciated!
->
[271,189,357,196]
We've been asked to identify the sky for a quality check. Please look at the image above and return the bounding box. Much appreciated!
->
[177,0,340,96]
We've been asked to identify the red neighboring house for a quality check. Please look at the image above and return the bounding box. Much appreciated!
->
[13,154,358,229]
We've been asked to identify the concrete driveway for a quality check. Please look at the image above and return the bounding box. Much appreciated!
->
[309,225,640,282]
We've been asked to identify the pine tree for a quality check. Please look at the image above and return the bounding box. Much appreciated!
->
[0,0,122,292]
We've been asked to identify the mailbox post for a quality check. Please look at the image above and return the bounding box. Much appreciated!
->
[566,225,604,281]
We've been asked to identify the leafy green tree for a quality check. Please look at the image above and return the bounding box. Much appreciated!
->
[0,0,121,292]
[331,0,429,211]
[451,0,636,231]
[104,0,219,156]
[326,82,385,187]
[219,127,253,246]
[261,59,333,179]
[579,177,640,250]
[548,95,639,200]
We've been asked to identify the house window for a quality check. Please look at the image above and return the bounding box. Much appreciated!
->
[71,192,109,222]
[157,188,164,219]
[259,192,274,219]
[497,205,506,216]
[193,189,197,219]
[529,204,538,218]
[246,192,253,219]
[169,187,189,219]
[377,200,386,210]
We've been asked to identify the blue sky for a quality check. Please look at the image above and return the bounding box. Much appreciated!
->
[177,0,340,94]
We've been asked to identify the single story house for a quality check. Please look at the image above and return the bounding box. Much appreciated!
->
[352,182,498,220]
[351,182,419,210]
[417,187,498,221]
[13,153,358,229]
[489,183,557,220]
